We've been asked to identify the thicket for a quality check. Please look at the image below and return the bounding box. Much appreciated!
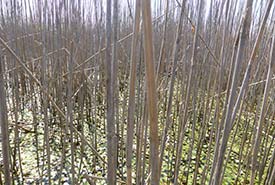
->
[0,0,275,184]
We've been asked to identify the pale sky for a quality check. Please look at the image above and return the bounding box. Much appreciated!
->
[1,0,273,27]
